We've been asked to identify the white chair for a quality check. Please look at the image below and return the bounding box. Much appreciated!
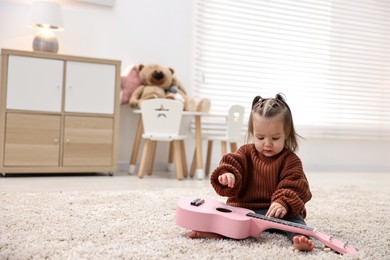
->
[137,99,188,180]
[203,105,245,176]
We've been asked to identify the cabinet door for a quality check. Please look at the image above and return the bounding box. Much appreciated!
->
[4,113,61,166]
[63,116,114,166]
[6,56,63,112]
[65,61,116,114]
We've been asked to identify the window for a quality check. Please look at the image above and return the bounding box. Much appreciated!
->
[193,0,390,139]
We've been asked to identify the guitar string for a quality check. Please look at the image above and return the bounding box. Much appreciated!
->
[246,212,315,231]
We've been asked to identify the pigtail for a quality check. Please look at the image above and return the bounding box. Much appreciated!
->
[252,96,262,109]
[275,93,291,111]
[275,93,286,102]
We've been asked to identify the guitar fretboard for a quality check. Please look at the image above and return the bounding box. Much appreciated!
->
[246,212,314,231]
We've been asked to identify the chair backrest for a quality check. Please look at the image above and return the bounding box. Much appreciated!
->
[226,105,245,141]
[140,99,184,139]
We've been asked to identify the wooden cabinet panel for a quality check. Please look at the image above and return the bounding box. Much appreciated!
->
[63,116,114,166]
[4,113,61,166]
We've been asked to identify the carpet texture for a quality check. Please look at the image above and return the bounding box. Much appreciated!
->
[1,186,389,259]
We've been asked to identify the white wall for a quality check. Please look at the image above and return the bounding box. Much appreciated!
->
[1,0,389,173]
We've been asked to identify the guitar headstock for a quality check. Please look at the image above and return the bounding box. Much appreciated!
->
[314,230,358,255]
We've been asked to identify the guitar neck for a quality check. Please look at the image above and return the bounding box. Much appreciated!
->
[247,212,314,231]
[247,212,357,255]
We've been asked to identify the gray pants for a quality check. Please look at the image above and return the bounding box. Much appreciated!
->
[253,208,307,241]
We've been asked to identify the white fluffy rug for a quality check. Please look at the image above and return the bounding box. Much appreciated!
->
[1,186,389,259]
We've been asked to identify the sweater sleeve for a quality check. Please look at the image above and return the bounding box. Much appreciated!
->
[271,152,312,218]
[210,145,250,197]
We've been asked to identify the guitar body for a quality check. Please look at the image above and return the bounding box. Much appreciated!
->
[176,197,358,255]
[176,197,255,239]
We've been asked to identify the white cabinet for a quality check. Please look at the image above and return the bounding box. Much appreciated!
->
[6,55,63,112]
[0,49,121,175]
[65,61,116,114]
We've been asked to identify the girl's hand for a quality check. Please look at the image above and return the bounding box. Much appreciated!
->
[266,202,287,218]
[218,173,235,188]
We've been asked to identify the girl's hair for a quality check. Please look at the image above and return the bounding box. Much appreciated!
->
[246,93,300,151]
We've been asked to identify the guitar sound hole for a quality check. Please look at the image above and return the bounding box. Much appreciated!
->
[216,207,232,213]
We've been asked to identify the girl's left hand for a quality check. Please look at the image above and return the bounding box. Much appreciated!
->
[266,202,287,218]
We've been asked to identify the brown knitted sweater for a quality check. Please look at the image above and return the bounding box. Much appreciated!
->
[210,144,312,219]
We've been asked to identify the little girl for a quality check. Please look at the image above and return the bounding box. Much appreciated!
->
[188,94,314,252]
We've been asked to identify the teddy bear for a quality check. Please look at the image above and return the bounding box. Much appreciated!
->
[128,64,211,112]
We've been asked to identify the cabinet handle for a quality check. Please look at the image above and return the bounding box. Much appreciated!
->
[66,139,70,143]
[54,138,58,143]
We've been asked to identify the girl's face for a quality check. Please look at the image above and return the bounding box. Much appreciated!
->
[252,113,286,157]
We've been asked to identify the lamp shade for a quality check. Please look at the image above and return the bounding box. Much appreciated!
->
[30,1,64,30]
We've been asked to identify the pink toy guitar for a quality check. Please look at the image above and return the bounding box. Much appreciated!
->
[176,197,358,255]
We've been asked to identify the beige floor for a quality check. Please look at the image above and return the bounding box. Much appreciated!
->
[0,170,389,193]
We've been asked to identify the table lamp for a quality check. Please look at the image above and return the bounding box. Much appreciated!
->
[30,1,64,53]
